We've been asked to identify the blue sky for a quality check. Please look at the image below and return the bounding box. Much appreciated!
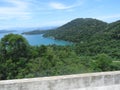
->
[0,0,120,29]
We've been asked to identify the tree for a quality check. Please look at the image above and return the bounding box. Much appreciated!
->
[92,54,112,71]
[0,34,30,60]
[0,34,30,80]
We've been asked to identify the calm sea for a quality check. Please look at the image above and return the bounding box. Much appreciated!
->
[0,31,72,46]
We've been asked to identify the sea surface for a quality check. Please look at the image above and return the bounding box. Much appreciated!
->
[0,30,72,46]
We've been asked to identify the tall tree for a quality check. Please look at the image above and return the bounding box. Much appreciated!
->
[0,34,29,60]
[0,34,30,79]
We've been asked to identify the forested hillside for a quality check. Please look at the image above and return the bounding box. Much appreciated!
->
[43,18,120,59]
[44,18,108,42]
[74,19,120,59]
[0,18,120,80]
[0,34,118,80]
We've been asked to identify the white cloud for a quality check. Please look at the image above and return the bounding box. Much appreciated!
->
[0,0,31,20]
[49,1,84,10]
[49,2,72,10]
[0,0,86,29]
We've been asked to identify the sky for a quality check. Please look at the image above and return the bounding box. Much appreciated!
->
[0,0,120,29]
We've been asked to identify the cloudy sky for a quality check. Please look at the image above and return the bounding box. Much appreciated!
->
[0,0,120,29]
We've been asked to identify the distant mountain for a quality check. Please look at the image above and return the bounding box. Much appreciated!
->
[0,30,16,33]
[43,18,108,42]
[22,30,50,35]
[5,26,58,31]
[22,26,58,35]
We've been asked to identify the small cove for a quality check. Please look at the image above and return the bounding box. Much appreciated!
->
[0,31,73,46]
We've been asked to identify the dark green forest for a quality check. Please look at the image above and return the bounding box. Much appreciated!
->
[0,18,120,80]
[44,18,108,42]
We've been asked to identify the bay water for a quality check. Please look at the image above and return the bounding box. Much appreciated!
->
[0,31,72,46]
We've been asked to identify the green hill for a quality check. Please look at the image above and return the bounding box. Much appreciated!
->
[74,20,120,59]
[105,20,120,39]
[43,18,108,42]
[22,18,120,59]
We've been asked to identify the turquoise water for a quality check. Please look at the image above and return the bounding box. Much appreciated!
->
[0,31,72,46]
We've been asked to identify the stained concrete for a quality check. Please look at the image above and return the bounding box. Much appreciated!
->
[0,71,120,90]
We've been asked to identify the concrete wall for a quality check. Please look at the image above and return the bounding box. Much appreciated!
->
[0,71,120,90]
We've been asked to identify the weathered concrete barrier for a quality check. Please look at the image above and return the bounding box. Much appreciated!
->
[0,71,120,90]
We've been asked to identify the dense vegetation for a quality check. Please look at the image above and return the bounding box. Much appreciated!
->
[0,18,120,80]
[44,18,108,42]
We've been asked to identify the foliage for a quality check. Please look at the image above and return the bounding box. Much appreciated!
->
[0,18,120,80]
[92,54,112,72]
[44,18,107,42]
[0,34,30,79]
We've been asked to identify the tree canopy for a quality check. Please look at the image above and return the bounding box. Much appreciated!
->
[0,18,120,80]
